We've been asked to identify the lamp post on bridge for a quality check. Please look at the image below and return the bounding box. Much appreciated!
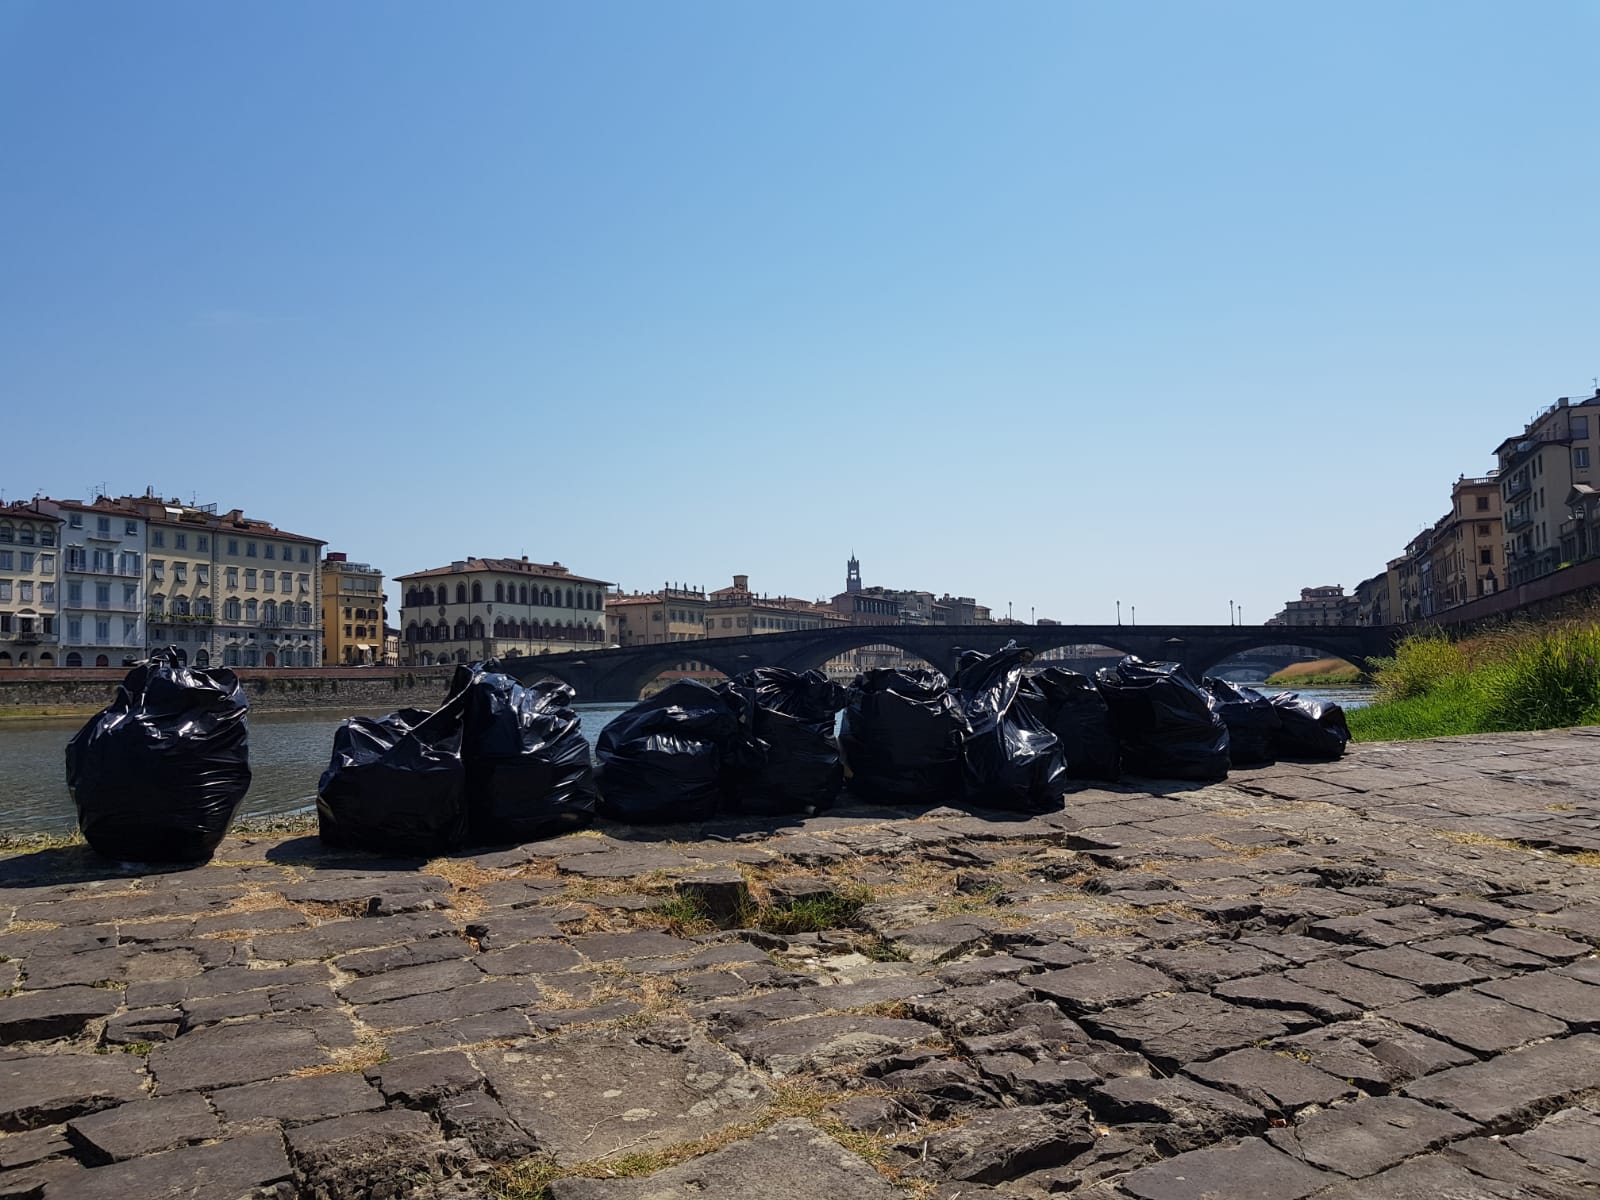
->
[1131,606,1136,627]
[1116,600,1121,626]
[1229,599,1235,626]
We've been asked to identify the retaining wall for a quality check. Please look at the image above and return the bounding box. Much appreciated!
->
[0,667,457,712]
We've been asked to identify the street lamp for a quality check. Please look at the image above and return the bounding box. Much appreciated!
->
[1229,599,1235,626]
[1116,600,1121,626]
[1131,606,1136,627]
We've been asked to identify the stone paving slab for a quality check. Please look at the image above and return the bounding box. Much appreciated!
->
[2,728,1600,1197]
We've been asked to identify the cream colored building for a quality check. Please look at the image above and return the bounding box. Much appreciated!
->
[707,575,856,682]
[1496,389,1600,587]
[0,500,63,668]
[398,556,611,666]
[322,554,386,665]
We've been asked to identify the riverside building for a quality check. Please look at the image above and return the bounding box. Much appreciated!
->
[0,500,63,668]
[50,498,145,667]
[322,554,385,665]
[398,557,611,665]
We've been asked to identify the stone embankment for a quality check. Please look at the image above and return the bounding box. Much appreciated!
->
[0,667,455,716]
[2,731,1600,1199]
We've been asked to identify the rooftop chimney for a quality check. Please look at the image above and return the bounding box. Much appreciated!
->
[733,574,749,591]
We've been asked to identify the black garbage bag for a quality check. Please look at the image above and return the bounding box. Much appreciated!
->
[1095,656,1231,782]
[595,680,739,823]
[950,642,1068,813]
[1018,667,1121,781]
[317,696,467,856]
[454,662,596,843]
[1203,677,1281,766]
[718,667,848,816]
[840,668,964,805]
[1269,692,1351,760]
[66,646,251,863]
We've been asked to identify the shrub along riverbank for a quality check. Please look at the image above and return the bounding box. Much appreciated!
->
[1264,657,1366,687]
[1350,616,1600,741]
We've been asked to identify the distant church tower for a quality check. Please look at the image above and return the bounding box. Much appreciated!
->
[846,554,862,594]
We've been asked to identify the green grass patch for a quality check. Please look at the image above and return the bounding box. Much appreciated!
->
[650,885,871,936]
[1354,623,1600,741]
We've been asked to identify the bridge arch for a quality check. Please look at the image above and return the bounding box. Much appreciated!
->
[772,631,944,676]
[1183,632,1390,680]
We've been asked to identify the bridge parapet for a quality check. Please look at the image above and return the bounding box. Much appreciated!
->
[498,623,1400,702]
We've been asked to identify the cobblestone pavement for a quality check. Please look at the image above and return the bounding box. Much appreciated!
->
[4,731,1600,1199]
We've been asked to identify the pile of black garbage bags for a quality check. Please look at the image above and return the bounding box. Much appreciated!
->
[60,642,1352,864]
[318,661,597,856]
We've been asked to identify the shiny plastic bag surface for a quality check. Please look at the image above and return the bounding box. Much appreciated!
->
[839,668,964,805]
[1018,667,1122,782]
[718,667,848,816]
[455,662,596,843]
[1269,691,1351,760]
[317,698,467,856]
[1203,677,1281,766]
[595,679,739,823]
[950,643,1068,813]
[1095,656,1231,782]
[66,647,252,863]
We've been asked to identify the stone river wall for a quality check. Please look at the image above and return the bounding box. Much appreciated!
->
[0,667,457,713]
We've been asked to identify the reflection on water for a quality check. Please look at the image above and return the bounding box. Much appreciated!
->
[0,682,1368,837]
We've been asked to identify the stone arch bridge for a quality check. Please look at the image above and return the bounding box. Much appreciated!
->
[500,623,1399,703]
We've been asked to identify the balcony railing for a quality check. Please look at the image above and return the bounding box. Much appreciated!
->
[1504,508,1533,530]
[2,632,43,644]
[1504,476,1531,498]
[148,610,215,624]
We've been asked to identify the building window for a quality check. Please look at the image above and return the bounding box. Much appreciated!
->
[152,530,165,547]
[227,539,238,555]
[175,532,187,550]
[246,569,257,589]
[1480,548,1493,565]
[1577,448,1591,470]
[124,519,137,535]
[198,535,208,551]
[246,542,257,557]
[264,543,275,560]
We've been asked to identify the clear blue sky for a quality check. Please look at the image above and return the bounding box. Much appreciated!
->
[3,1,1596,627]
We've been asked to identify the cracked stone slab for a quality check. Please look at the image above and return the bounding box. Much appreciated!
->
[1090,1076,1265,1153]
[65,1092,220,1164]
[1183,1047,1355,1114]
[0,985,121,1042]
[1475,972,1600,1029]
[62,1131,293,1200]
[1344,946,1492,992]
[1280,960,1427,1010]
[1122,1136,1334,1200]
[899,1104,1098,1184]
[1404,1033,1600,1130]
[1382,989,1569,1055]
[147,1021,329,1092]
[336,958,486,1006]
[721,1014,942,1076]
[0,1053,146,1132]
[1272,1018,1474,1092]
[548,1119,898,1199]
[1078,993,1312,1070]
[1029,960,1177,1014]
[479,1030,768,1161]
[1266,1096,1479,1177]
[210,1071,386,1126]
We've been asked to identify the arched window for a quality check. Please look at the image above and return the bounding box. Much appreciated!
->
[520,621,532,638]
[541,587,553,606]
[492,619,504,637]
[454,619,468,640]
[455,583,467,605]
[422,587,435,606]
[265,652,277,668]
[437,619,451,641]
[471,581,483,603]
[407,588,420,607]
[470,618,484,639]
[0,523,12,543]
[18,524,34,546]
[519,584,529,605]
[66,652,82,667]
[407,623,419,643]
[455,649,468,663]
[94,654,108,667]
[194,649,209,667]
[495,582,505,603]
[565,588,574,608]
[592,626,603,642]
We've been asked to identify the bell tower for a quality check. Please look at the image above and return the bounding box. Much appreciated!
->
[846,554,862,594]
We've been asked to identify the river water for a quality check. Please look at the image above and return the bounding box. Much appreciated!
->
[0,684,1369,838]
